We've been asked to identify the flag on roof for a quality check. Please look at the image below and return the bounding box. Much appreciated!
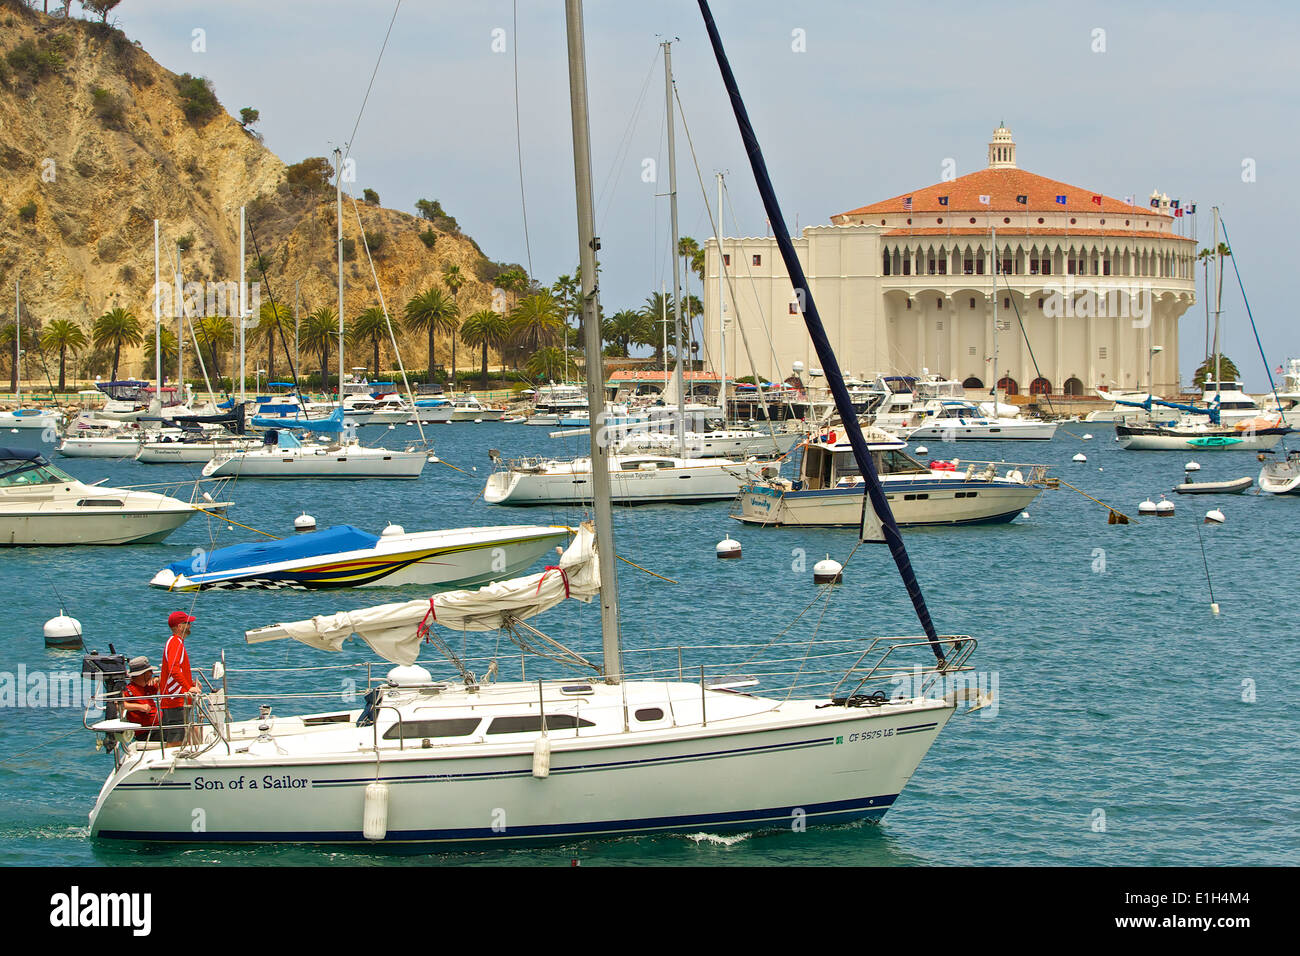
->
[1150,197,1160,208]
[1055,195,1067,205]
[902,196,913,211]
[1123,195,1135,205]
[938,196,949,206]
[1015,195,1027,205]
[1171,199,1181,209]
[1091,195,1102,206]
[1188,203,1197,214]
[978,194,991,205]
[1175,208,1184,218]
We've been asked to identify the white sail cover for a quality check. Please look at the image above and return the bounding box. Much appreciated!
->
[245,524,599,665]
[859,492,886,544]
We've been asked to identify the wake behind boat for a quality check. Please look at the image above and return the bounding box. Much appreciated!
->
[150,523,570,590]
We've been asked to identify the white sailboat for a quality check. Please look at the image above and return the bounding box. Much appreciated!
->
[202,427,427,480]
[81,2,979,845]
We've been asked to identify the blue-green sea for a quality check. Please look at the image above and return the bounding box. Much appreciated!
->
[1,420,1296,866]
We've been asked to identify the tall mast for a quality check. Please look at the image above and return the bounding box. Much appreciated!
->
[13,279,19,403]
[566,0,621,683]
[174,241,184,399]
[1212,205,1222,391]
[663,40,686,459]
[716,172,726,417]
[238,206,247,403]
[335,147,345,407]
[991,226,998,409]
[154,220,162,400]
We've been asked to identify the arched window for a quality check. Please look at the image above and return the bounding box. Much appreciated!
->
[1029,377,1052,395]
[998,376,1019,395]
[962,376,984,389]
[1064,377,1084,396]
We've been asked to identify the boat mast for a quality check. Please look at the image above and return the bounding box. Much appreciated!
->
[1212,205,1222,392]
[663,40,686,459]
[174,240,184,400]
[238,206,247,404]
[335,147,345,408]
[716,172,726,418]
[154,219,162,402]
[13,279,19,404]
[991,226,998,411]
[566,0,621,683]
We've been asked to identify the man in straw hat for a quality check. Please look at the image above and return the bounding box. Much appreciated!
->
[120,657,160,743]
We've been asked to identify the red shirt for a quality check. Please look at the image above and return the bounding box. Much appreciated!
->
[159,633,194,709]
[123,680,159,727]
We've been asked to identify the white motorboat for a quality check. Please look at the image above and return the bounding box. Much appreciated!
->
[733,427,1046,527]
[485,452,773,505]
[616,426,802,458]
[448,395,505,422]
[201,428,428,480]
[894,400,1058,442]
[0,407,64,431]
[1259,450,1300,494]
[0,447,225,545]
[150,523,571,590]
[80,7,982,847]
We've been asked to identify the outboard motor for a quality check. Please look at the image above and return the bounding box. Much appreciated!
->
[82,647,129,719]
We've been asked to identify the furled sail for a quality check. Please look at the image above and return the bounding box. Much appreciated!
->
[244,524,599,665]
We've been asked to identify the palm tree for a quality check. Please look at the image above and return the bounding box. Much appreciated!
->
[600,309,647,357]
[349,306,388,377]
[508,292,564,362]
[92,307,143,381]
[678,236,704,282]
[301,307,340,393]
[1193,355,1240,389]
[196,316,233,382]
[403,287,459,381]
[258,301,293,381]
[40,319,89,392]
[460,309,509,390]
[525,346,580,381]
[143,327,179,379]
[639,292,674,366]
[442,265,465,382]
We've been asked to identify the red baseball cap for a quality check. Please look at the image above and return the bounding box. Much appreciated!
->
[168,611,197,629]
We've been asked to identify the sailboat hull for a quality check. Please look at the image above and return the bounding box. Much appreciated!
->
[88,693,954,844]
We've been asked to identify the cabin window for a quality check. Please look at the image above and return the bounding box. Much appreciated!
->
[723,254,730,266]
[486,714,596,735]
[635,708,665,721]
[752,254,761,267]
[383,718,482,740]
[77,499,124,507]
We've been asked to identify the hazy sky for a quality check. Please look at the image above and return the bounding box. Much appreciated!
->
[110,0,1300,389]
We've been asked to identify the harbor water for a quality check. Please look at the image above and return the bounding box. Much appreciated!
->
[0,421,1295,866]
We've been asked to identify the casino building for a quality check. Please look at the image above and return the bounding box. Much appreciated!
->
[702,125,1197,397]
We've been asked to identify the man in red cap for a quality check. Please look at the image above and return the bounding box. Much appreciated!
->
[159,611,200,745]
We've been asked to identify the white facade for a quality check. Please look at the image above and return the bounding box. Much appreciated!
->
[703,127,1196,397]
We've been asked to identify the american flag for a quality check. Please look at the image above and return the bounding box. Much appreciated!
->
[902,196,913,212]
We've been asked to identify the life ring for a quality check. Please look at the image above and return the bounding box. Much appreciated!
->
[827,430,837,443]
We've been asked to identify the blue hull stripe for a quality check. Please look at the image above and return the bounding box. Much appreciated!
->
[94,793,900,844]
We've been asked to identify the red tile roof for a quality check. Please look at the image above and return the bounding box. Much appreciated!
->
[835,167,1174,219]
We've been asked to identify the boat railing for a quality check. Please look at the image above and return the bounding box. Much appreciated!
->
[931,459,1052,485]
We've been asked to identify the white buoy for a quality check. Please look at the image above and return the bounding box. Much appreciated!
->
[914,445,928,456]
[1073,453,1087,462]
[363,782,389,840]
[1185,461,1201,472]
[1205,509,1225,524]
[387,424,396,430]
[1020,512,1030,519]
[1082,433,1093,440]
[474,418,484,423]
[1138,498,1157,515]
[813,556,843,585]
[1156,496,1175,517]
[386,664,433,686]
[716,536,742,560]
[381,523,405,536]
[294,513,316,532]
[43,611,83,649]
[1210,602,1221,616]
[532,735,551,779]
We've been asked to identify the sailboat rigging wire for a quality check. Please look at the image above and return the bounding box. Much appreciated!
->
[349,194,430,447]
[245,223,306,398]
[1218,218,1287,427]
[341,0,403,168]
[511,0,534,277]
[697,0,943,660]
[1194,517,1216,605]
[596,51,662,227]
[998,269,1056,417]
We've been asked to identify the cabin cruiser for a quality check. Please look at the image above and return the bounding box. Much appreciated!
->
[484,449,775,505]
[57,417,153,458]
[447,395,505,422]
[150,522,570,590]
[525,382,589,425]
[0,407,64,431]
[732,426,1047,528]
[891,399,1058,442]
[1259,449,1300,494]
[202,428,428,480]
[0,447,226,545]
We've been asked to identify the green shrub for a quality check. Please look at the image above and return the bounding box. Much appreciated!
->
[418,228,437,250]
[177,234,195,252]
[284,156,332,194]
[6,38,63,82]
[91,86,125,127]
[175,73,220,123]
[18,201,37,222]
[341,237,356,261]
[362,230,385,253]
[362,188,379,205]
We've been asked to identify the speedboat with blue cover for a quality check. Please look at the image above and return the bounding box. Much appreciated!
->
[733,427,1047,527]
[149,522,570,590]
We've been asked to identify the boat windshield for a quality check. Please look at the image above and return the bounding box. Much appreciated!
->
[833,449,928,478]
[0,459,76,487]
